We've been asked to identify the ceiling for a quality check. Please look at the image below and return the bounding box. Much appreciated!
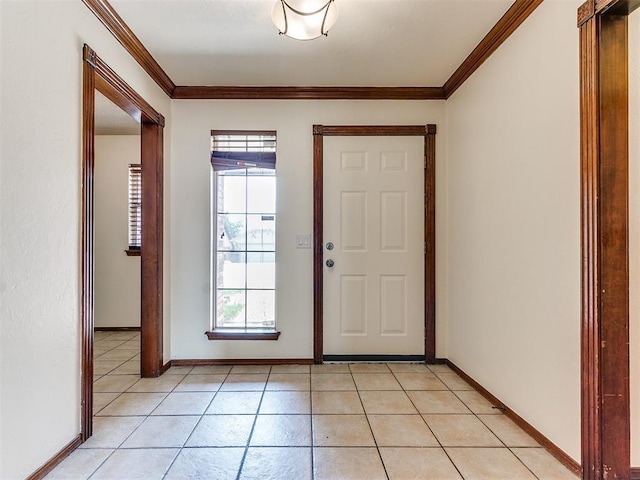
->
[94,0,516,132]
[95,91,140,135]
[108,0,514,87]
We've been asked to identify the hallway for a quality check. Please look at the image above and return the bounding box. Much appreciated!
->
[45,331,577,479]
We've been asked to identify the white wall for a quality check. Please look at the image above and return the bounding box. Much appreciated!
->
[6,0,637,474]
[0,2,171,478]
[170,100,447,360]
[445,0,581,462]
[95,136,141,328]
[629,9,640,468]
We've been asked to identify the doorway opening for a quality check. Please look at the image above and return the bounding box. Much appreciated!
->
[81,44,165,440]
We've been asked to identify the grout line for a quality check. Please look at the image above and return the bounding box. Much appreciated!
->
[87,334,140,479]
[161,369,233,479]
[351,365,390,480]
[425,365,542,479]
[92,344,141,413]
[82,358,565,480]
[469,413,545,479]
[235,365,271,480]
[309,377,315,479]
[159,450,181,480]
[393,366,466,480]
[85,448,119,479]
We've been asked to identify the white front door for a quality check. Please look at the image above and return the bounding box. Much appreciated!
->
[323,136,425,356]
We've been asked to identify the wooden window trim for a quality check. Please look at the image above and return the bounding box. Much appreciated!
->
[205,329,281,341]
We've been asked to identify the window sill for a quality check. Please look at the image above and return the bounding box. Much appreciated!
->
[125,249,141,257]
[206,329,281,341]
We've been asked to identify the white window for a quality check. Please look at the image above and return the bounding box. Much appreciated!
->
[211,131,277,331]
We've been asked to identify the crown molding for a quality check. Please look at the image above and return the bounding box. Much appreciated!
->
[443,0,543,99]
[82,0,176,97]
[84,0,543,101]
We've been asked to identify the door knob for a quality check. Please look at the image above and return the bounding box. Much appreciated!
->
[326,259,335,268]
[326,242,334,250]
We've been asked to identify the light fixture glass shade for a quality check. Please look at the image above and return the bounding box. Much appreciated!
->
[271,0,338,40]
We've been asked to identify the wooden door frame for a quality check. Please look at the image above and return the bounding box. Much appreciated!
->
[81,45,165,440]
[312,125,437,364]
[578,1,637,477]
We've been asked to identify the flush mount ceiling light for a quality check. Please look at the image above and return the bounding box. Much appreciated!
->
[271,0,338,40]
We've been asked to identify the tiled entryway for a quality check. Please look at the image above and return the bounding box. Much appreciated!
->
[46,331,578,479]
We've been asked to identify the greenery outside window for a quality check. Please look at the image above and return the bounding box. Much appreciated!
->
[208,131,279,339]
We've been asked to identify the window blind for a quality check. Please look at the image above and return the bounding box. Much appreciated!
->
[211,131,277,171]
[128,164,141,249]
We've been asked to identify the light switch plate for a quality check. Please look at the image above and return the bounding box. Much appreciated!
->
[296,234,311,248]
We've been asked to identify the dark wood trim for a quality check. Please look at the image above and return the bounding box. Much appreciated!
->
[173,86,445,100]
[446,361,582,477]
[86,44,165,379]
[89,52,165,127]
[82,0,544,102]
[443,0,543,99]
[171,358,314,366]
[579,15,600,479]
[424,126,436,362]
[596,0,640,15]
[140,122,164,378]
[81,50,95,441]
[81,0,544,102]
[26,434,83,480]
[318,125,431,137]
[206,330,281,340]
[596,14,630,480]
[312,125,436,364]
[631,467,640,480]
[578,1,595,26]
[313,126,324,364]
[323,355,425,362]
[429,357,449,365]
[81,0,175,97]
[595,0,615,12]
[94,326,140,332]
[211,129,278,136]
[125,249,141,257]
[161,360,172,374]
[82,44,165,440]
[579,7,633,479]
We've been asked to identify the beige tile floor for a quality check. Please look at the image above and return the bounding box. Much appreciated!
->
[46,330,578,480]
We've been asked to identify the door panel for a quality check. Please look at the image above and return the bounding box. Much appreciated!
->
[323,136,424,355]
[341,192,367,250]
[380,275,406,334]
[340,275,367,335]
[380,192,407,251]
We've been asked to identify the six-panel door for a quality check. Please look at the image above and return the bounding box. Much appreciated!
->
[323,136,425,355]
